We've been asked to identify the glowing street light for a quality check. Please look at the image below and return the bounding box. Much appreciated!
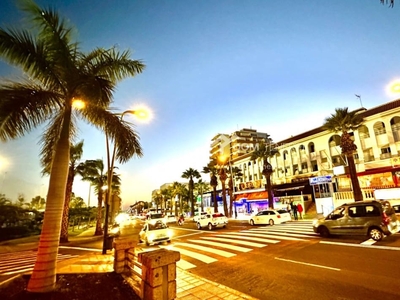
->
[386,79,400,98]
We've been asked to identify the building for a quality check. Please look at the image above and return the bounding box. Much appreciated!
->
[210,99,400,217]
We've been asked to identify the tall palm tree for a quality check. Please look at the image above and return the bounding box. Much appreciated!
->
[0,1,144,292]
[251,140,278,209]
[194,179,210,212]
[323,107,363,201]
[80,159,121,235]
[380,0,394,7]
[171,181,187,215]
[227,166,243,217]
[42,140,85,243]
[182,168,201,217]
[203,162,219,213]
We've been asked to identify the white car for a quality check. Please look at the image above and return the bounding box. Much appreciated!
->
[249,209,291,226]
[193,212,207,222]
[197,213,228,230]
[139,220,172,246]
[146,212,165,224]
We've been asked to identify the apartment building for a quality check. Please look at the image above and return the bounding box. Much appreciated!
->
[213,99,400,216]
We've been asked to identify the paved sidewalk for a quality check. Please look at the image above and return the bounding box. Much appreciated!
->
[56,252,258,300]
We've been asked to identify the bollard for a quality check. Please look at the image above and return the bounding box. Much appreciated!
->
[138,248,180,300]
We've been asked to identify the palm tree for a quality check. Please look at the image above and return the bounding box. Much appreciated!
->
[80,159,121,235]
[251,140,278,209]
[182,168,201,217]
[194,179,210,212]
[42,140,85,243]
[227,166,243,217]
[380,0,394,7]
[323,107,364,201]
[203,162,219,213]
[0,1,144,292]
[171,181,187,215]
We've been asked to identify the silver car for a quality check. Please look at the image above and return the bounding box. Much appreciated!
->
[313,200,399,241]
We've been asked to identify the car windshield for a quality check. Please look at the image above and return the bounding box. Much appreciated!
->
[277,209,288,214]
[212,213,224,218]
[148,221,167,230]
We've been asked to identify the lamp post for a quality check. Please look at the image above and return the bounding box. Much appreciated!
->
[102,109,149,254]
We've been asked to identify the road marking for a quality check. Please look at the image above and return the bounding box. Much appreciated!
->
[216,233,280,244]
[176,259,196,270]
[360,239,376,245]
[188,239,252,252]
[248,228,316,239]
[320,241,400,251]
[241,231,306,241]
[275,257,341,271]
[200,236,266,248]
[162,245,217,263]
[173,242,236,257]
[59,246,101,252]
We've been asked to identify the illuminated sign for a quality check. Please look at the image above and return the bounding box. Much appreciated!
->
[309,175,332,185]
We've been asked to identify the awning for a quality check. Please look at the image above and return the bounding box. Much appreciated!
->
[274,186,305,192]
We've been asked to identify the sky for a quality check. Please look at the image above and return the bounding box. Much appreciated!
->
[0,0,400,209]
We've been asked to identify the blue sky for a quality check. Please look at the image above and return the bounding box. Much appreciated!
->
[0,0,399,208]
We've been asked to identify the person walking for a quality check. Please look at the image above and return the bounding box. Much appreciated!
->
[297,203,303,220]
[292,202,298,220]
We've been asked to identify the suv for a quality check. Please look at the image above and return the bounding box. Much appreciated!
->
[313,200,399,241]
[197,213,228,230]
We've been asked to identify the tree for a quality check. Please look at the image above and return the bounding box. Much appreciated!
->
[323,107,363,201]
[251,139,278,209]
[42,140,85,243]
[203,162,219,213]
[0,1,144,292]
[227,166,243,217]
[182,168,201,216]
[171,181,187,215]
[80,159,121,235]
[194,179,210,212]
[380,0,395,7]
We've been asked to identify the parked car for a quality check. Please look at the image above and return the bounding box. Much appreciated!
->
[193,212,207,222]
[392,204,400,224]
[196,213,228,230]
[313,200,399,241]
[249,209,291,226]
[139,220,172,246]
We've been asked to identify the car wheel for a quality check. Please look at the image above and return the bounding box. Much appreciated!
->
[269,219,274,226]
[250,219,255,226]
[197,222,202,229]
[319,226,330,237]
[369,227,383,241]
[208,223,213,230]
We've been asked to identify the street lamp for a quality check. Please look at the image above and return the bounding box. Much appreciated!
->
[102,108,149,254]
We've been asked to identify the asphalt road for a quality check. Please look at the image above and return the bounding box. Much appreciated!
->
[2,218,400,299]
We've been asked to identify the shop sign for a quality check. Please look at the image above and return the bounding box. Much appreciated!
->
[309,175,332,185]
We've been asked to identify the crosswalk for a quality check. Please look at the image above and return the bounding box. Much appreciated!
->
[0,250,79,276]
[155,221,318,270]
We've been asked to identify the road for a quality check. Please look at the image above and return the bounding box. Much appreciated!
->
[1,218,400,299]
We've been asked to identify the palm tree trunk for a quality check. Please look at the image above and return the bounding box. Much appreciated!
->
[221,181,228,217]
[190,179,195,217]
[60,171,74,243]
[347,154,363,201]
[27,111,71,293]
[266,174,274,209]
[94,193,103,236]
[212,186,218,213]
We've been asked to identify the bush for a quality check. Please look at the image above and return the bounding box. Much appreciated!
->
[0,226,34,242]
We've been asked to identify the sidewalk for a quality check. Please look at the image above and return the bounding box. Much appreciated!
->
[0,227,258,300]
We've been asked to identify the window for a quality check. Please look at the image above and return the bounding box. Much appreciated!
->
[348,206,366,218]
[365,205,380,217]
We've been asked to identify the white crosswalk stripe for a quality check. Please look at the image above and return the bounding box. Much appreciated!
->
[216,233,280,244]
[199,236,266,248]
[172,242,236,257]
[0,250,79,276]
[188,239,252,252]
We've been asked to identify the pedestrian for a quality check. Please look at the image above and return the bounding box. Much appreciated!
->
[286,203,291,217]
[297,203,303,219]
[292,202,298,220]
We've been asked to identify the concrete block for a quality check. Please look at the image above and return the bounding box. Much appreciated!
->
[142,281,163,300]
[138,249,180,268]
[167,264,176,281]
